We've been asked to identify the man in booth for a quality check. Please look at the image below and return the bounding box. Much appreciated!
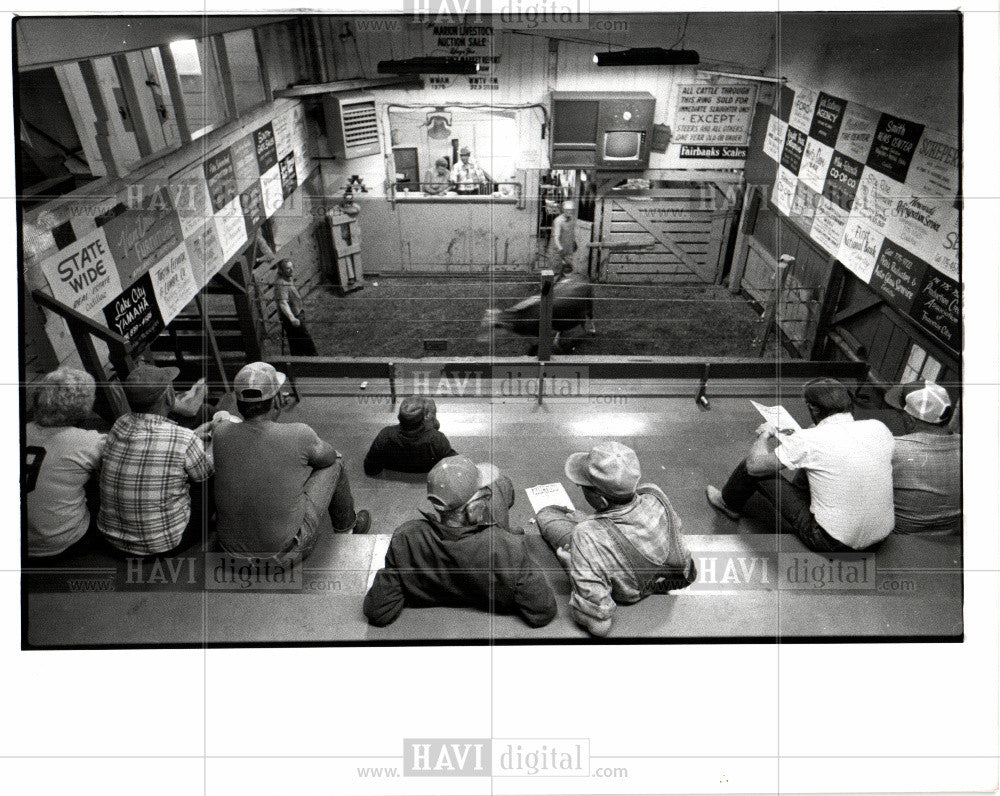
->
[422,157,452,195]
[449,146,488,194]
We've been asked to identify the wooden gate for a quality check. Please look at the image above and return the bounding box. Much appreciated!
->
[593,177,741,284]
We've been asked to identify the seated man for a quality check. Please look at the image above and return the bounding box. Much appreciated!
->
[706,377,895,552]
[213,362,371,565]
[363,396,457,476]
[883,381,961,535]
[363,456,556,628]
[537,441,696,637]
[25,367,106,559]
[98,363,213,557]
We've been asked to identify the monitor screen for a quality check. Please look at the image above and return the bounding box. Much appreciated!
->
[603,131,643,159]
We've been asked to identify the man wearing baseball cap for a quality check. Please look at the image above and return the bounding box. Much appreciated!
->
[363,396,457,477]
[98,362,214,557]
[449,145,488,194]
[883,381,961,534]
[536,441,696,637]
[363,456,555,628]
[212,362,370,566]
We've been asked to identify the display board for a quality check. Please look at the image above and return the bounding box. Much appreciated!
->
[762,84,960,353]
[672,81,758,161]
[39,105,314,354]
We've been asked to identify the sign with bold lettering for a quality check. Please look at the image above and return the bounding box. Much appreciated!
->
[240,183,265,237]
[102,272,164,352]
[230,134,260,192]
[273,111,294,159]
[763,114,787,162]
[260,164,284,218]
[866,113,924,182]
[101,188,184,288]
[779,127,807,174]
[185,221,225,289]
[254,123,279,174]
[869,239,928,314]
[214,197,248,264]
[788,86,818,132]
[822,151,863,211]
[837,217,884,283]
[808,92,847,146]
[40,228,123,319]
[910,269,960,350]
[906,129,959,202]
[798,137,834,194]
[148,245,198,324]
[204,149,239,212]
[810,197,850,255]
[279,152,298,198]
[672,83,757,147]
[834,102,881,162]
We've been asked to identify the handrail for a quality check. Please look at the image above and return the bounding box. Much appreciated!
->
[31,289,128,348]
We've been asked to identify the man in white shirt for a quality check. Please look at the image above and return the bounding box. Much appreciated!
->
[705,378,895,552]
[449,146,488,194]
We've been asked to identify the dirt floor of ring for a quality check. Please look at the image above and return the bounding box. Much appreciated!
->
[262,277,779,358]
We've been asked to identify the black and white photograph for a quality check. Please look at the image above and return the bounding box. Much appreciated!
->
[3,1,998,794]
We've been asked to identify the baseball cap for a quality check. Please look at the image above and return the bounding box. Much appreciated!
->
[435,157,449,168]
[124,362,179,408]
[234,362,287,402]
[884,381,952,424]
[427,455,491,512]
[459,146,471,155]
[564,441,641,498]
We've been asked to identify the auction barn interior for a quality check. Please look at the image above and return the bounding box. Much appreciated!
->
[17,12,962,646]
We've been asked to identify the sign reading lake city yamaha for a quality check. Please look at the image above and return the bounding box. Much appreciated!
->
[762,84,960,352]
[39,105,312,357]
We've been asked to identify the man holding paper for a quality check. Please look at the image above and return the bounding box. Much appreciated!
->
[706,378,895,552]
[536,441,696,637]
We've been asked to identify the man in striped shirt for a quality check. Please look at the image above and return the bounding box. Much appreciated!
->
[98,363,214,557]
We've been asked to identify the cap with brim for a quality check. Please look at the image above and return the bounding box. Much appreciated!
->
[459,146,471,154]
[427,455,492,511]
[125,362,179,407]
[565,441,641,498]
[885,381,952,424]
[398,396,426,428]
[234,362,287,402]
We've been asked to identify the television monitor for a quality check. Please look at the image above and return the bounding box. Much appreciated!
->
[603,130,644,160]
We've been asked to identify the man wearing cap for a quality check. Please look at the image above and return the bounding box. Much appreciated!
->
[449,146,488,195]
[883,381,961,535]
[212,363,370,565]
[98,362,214,557]
[363,455,555,628]
[705,377,895,552]
[363,396,457,477]
[549,200,578,277]
[536,441,696,637]
[422,157,452,196]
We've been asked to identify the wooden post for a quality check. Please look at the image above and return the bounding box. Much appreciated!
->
[757,255,795,357]
[810,258,845,360]
[77,59,120,178]
[158,43,192,145]
[538,269,555,362]
[64,318,130,420]
[212,34,240,121]
[195,294,230,392]
[227,258,264,363]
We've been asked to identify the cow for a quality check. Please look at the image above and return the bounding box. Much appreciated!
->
[480,272,596,353]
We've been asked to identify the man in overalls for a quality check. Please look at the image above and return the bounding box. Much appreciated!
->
[537,441,697,636]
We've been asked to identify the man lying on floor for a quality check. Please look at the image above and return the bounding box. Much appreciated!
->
[537,441,697,637]
[363,455,556,628]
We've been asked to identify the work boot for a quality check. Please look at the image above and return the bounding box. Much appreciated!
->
[352,510,372,534]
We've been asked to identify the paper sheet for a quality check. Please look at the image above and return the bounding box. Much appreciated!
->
[750,400,803,433]
[525,483,576,514]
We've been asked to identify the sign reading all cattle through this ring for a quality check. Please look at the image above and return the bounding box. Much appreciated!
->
[672,82,757,158]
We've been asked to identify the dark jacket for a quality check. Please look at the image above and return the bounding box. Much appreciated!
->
[363,424,457,476]
[363,513,557,628]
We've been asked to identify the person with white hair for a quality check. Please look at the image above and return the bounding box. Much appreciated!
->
[25,367,106,558]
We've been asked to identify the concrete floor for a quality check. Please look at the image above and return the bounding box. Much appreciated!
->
[24,380,962,647]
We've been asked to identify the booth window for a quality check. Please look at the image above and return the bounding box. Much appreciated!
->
[169,38,230,137]
[901,343,942,383]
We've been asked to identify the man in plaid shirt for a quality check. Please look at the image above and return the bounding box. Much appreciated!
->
[98,363,214,556]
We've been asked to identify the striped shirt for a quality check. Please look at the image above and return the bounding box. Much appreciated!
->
[98,413,213,555]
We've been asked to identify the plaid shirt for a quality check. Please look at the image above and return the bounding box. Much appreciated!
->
[98,413,213,555]
[537,484,692,626]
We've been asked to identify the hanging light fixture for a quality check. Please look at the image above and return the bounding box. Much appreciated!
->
[425,109,453,140]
